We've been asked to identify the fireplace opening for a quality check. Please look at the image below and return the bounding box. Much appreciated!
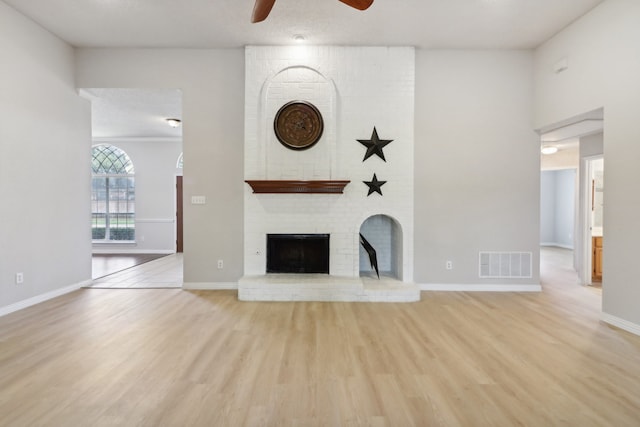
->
[267,234,329,274]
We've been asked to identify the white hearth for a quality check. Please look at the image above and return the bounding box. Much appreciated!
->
[239,274,420,302]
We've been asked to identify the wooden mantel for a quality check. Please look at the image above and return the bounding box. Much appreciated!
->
[245,180,350,194]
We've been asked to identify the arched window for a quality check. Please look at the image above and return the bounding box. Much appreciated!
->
[91,145,135,241]
[176,152,183,169]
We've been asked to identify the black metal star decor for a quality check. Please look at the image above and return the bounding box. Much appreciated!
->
[357,127,393,162]
[363,173,386,196]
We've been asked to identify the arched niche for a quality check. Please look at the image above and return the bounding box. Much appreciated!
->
[257,66,337,180]
[359,214,403,280]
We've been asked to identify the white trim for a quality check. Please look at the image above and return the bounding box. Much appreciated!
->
[540,243,574,250]
[0,281,90,318]
[601,313,640,337]
[92,249,175,255]
[93,136,181,143]
[182,282,239,290]
[135,218,175,224]
[420,283,542,292]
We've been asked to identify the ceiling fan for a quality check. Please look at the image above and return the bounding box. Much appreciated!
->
[252,0,374,23]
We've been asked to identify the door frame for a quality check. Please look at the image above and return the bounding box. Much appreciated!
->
[176,175,183,253]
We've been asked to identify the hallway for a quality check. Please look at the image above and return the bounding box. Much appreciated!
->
[540,246,602,298]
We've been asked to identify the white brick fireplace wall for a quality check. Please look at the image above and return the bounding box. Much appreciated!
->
[243,46,415,298]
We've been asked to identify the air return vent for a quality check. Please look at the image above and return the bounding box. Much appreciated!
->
[479,252,532,279]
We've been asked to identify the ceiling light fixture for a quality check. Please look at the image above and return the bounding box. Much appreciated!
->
[294,34,306,43]
[541,145,558,155]
[166,118,181,128]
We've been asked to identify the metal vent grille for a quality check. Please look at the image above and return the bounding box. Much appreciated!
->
[479,252,532,279]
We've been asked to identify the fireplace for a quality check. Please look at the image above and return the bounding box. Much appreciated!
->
[241,46,416,301]
[267,234,330,274]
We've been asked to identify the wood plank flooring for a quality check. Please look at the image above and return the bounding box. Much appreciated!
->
[1,248,639,426]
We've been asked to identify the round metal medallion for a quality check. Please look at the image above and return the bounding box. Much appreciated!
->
[274,101,324,150]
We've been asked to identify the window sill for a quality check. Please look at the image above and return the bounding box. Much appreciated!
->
[92,241,137,245]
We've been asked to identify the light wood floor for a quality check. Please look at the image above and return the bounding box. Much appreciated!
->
[1,248,639,426]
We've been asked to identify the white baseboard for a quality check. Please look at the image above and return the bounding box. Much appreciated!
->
[92,249,175,255]
[540,243,574,250]
[601,313,640,337]
[0,280,90,318]
[420,283,542,292]
[182,282,238,290]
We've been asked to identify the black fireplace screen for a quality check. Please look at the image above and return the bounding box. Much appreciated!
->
[266,234,330,274]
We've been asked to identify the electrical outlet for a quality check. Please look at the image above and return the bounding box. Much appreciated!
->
[15,272,24,284]
[217,259,224,269]
[446,261,453,270]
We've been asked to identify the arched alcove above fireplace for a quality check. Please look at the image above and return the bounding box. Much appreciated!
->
[256,65,338,181]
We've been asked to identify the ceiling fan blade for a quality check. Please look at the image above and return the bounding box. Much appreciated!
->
[251,0,276,23]
[338,0,374,11]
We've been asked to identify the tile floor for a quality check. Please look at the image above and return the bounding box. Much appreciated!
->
[86,253,183,289]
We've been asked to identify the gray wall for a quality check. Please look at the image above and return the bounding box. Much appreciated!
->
[0,2,92,310]
[540,169,576,248]
[540,172,556,245]
[414,50,541,286]
[76,49,245,285]
[535,0,640,327]
[78,48,542,289]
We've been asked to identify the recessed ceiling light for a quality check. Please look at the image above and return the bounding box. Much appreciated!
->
[541,145,558,155]
[166,118,181,128]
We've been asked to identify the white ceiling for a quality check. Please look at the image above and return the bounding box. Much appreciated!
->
[5,0,604,49]
[5,0,605,138]
[81,88,182,139]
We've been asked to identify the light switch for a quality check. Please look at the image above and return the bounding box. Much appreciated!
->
[191,195,206,205]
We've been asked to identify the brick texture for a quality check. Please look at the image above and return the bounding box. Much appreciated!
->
[244,46,415,281]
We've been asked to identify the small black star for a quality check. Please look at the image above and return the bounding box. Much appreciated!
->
[357,127,393,162]
[363,173,387,196]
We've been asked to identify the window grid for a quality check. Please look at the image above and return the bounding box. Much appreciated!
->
[92,144,135,174]
[91,145,135,241]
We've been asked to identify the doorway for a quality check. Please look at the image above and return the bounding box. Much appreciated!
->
[82,88,184,282]
[537,108,604,288]
[584,156,604,285]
